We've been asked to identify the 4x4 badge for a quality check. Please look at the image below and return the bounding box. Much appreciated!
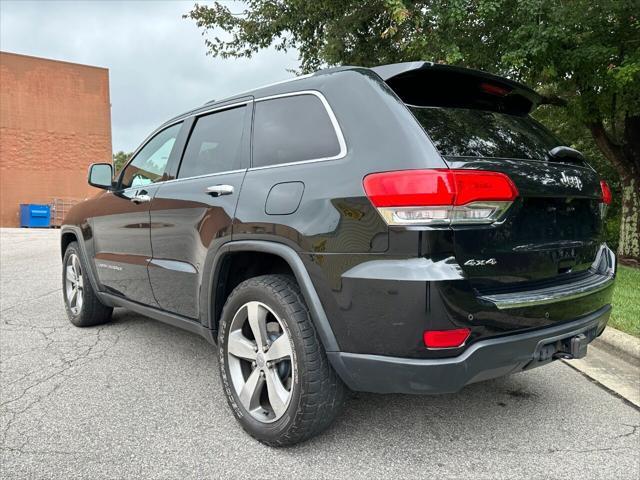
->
[560,172,582,189]
[464,258,497,266]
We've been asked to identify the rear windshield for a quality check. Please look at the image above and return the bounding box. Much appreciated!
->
[410,106,564,161]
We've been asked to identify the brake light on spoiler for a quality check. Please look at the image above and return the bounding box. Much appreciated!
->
[600,180,612,205]
[363,169,518,226]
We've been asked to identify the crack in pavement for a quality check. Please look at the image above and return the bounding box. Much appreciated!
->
[614,424,640,439]
[1,322,133,450]
[1,289,61,314]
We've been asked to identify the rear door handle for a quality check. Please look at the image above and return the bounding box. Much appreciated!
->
[206,185,234,197]
[131,194,151,204]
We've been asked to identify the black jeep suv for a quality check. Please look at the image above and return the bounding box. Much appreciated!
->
[61,62,616,446]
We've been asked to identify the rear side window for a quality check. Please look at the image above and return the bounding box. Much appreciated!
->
[410,107,564,162]
[178,106,247,178]
[252,94,341,168]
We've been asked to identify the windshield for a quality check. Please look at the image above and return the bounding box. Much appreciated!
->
[410,106,565,162]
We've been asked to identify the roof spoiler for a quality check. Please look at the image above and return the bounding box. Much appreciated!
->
[371,62,541,115]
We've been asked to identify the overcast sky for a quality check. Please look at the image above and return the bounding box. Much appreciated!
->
[0,0,299,153]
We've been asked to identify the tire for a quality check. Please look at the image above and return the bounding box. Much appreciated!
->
[218,274,346,446]
[62,242,113,327]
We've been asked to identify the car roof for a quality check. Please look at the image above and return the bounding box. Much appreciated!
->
[161,62,540,128]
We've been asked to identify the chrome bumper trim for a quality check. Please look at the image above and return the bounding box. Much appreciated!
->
[479,244,616,310]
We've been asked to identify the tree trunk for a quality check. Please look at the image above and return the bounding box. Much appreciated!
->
[618,175,640,259]
[588,118,640,261]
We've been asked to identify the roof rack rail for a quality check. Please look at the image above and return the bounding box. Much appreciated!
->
[201,73,315,106]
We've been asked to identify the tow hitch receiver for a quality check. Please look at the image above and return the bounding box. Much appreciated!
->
[536,331,594,363]
[552,333,589,360]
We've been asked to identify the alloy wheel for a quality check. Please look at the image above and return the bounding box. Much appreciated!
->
[226,301,294,423]
[65,253,84,315]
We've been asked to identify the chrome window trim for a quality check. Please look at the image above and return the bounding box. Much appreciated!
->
[116,99,254,187]
[117,169,248,193]
[159,169,247,186]
[188,99,253,120]
[123,90,347,188]
[132,100,253,161]
[249,90,347,171]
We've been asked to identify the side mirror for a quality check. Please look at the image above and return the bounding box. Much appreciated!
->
[88,163,114,190]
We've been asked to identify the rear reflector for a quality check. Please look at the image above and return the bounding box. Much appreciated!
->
[600,180,612,205]
[363,169,518,226]
[423,328,471,349]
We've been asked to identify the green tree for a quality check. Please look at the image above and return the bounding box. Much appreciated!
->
[112,151,132,175]
[186,0,640,259]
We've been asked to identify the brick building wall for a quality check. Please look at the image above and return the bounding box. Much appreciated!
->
[0,52,111,227]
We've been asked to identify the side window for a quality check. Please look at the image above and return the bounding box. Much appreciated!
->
[252,94,341,168]
[120,123,182,189]
[178,106,247,178]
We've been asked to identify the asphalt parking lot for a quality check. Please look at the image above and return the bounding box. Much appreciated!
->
[1,228,639,479]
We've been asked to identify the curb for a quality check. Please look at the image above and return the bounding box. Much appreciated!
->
[593,327,640,365]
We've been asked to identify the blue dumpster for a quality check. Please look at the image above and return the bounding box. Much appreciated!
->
[19,204,51,228]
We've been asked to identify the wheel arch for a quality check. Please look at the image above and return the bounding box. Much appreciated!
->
[205,241,340,352]
[60,225,109,305]
[61,230,77,258]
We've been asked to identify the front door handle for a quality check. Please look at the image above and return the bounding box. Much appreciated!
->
[206,185,234,197]
[131,194,151,204]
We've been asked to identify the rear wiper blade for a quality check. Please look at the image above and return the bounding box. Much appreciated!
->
[549,146,585,161]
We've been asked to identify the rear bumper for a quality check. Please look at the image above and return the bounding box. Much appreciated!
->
[328,304,611,394]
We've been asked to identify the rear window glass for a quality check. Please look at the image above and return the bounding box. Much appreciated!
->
[253,94,341,168]
[410,106,563,161]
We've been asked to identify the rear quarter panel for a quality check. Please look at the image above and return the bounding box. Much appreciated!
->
[232,70,451,354]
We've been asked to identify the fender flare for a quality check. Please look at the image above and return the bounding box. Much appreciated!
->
[206,240,340,352]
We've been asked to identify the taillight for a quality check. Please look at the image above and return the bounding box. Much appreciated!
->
[363,169,518,226]
[423,328,471,349]
[600,180,612,205]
